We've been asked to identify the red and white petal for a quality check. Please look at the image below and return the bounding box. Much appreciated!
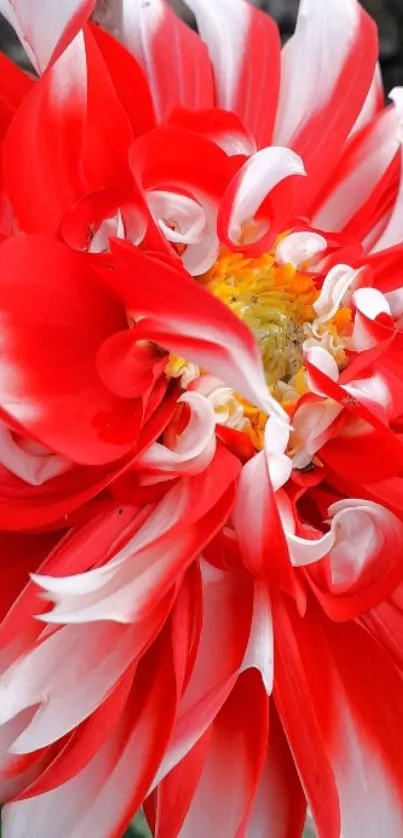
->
[291,396,342,470]
[349,62,383,137]
[147,190,206,245]
[110,242,289,423]
[0,0,95,73]
[233,449,300,600]
[274,0,378,211]
[32,448,239,624]
[116,0,213,120]
[184,0,281,148]
[309,499,403,620]
[0,424,72,487]
[177,671,269,838]
[371,88,403,252]
[313,264,363,329]
[166,106,256,156]
[245,708,306,838]
[352,287,392,351]
[275,231,327,270]
[218,146,306,254]
[153,563,254,787]
[312,104,400,232]
[275,599,403,838]
[240,582,274,696]
[62,188,148,253]
[137,391,216,477]
[0,600,172,752]
[3,634,177,838]
[4,34,87,234]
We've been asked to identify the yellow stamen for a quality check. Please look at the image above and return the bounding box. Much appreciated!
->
[201,249,319,387]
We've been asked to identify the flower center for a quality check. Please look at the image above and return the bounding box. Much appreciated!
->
[200,249,319,388]
[165,243,353,450]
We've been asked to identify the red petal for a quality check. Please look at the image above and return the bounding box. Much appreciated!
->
[89,21,156,137]
[188,0,281,148]
[0,235,141,465]
[118,0,214,121]
[4,34,88,234]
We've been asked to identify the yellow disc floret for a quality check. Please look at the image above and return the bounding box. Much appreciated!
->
[201,249,319,387]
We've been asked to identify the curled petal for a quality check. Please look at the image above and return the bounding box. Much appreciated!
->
[352,287,392,351]
[166,106,256,156]
[0,234,142,466]
[313,264,364,330]
[0,423,71,487]
[218,146,306,254]
[308,499,403,620]
[137,391,216,476]
[275,231,327,269]
[96,330,166,399]
[62,188,148,252]
[147,190,206,245]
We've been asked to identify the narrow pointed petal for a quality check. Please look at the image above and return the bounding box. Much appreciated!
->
[246,708,306,838]
[184,0,281,148]
[274,598,403,838]
[274,0,378,211]
[312,105,401,232]
[116,0,214,120]
[178,671,269,838]
[0,0,95,73]
[3,633,177,838]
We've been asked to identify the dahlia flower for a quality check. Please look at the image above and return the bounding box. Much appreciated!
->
[1,0,403,835]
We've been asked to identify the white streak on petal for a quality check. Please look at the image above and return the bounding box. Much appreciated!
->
[227,147,305,244]
[276,232,327,269]
[313,264,362,329]
[241,583,273,695]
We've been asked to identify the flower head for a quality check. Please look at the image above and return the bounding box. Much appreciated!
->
[1,1,403,836]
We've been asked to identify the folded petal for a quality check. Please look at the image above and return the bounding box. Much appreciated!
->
[0,236,144,465]
[218,146,306,255]
[137,391,216,476]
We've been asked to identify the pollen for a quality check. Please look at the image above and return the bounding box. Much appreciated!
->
[201,249,319,387]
